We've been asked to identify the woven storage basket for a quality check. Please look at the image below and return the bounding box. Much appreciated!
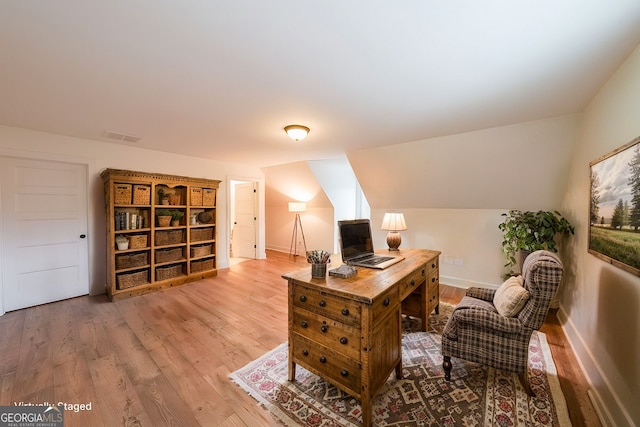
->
[191,258,214,273]
[203,188,216,206]
[132,185,151,205]
[155,264,183,281]
[155,247,183,263]
[191,228,213,242]
[190,244,212,258]
[157,215,171,227]
[190,187,203,206]
[116,270,148,289]
[155,229,183,246]
[115,252,149,270]
[128,234,148,249]
[114,184,132,205]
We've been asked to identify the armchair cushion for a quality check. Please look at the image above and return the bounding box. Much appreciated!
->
[493,275,529,317]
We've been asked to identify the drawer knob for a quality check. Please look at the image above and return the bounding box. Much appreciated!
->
[383,298,390,306]
[422,269,425,276]
[320,325,328,333]
[431,277,436,283]
[410,279,415,286]
[301,321,308,328]
[299,295,307,302]
[340,337,348,345]
[432,263,436,268]
[320,356,327,363]
[341,370,349,377]
[319,300,326,307]
[302,349,309,356]
[341,308,349,316]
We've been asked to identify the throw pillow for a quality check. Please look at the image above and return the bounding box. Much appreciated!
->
[493,275,529,317]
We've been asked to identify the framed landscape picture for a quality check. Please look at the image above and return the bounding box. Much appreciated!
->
[589,135,640,277]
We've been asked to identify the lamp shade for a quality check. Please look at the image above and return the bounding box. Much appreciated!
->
[288,202,306,213]
[284,125,310,141]
[381,212,407,231]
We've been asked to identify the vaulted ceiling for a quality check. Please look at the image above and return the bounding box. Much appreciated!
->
[1,2,640,168]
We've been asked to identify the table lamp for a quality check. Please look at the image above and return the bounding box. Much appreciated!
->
[381,212,407,251]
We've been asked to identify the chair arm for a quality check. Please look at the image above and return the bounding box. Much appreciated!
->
[465,287,496,302]
[454,307,522,334]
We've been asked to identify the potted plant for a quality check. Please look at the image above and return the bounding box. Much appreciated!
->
[498,210,574,277]
[115,234,129,251]
[169,210,184,226]
[156,209,172,227]
[157,188,170,205]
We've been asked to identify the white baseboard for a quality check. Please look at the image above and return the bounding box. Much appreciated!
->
[439,275,499,290]
[557,306,633,427]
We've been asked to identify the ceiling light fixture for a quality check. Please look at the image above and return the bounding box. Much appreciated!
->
[284,124,310,141]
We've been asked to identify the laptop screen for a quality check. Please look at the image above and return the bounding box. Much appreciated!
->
[338,219,374,260]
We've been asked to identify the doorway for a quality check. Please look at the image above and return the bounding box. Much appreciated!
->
[229,179,258,265]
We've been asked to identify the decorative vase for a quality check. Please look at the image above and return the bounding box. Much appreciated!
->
[171,219,180,227]
[116,241,129,251]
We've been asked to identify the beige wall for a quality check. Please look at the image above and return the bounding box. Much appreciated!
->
[0,125,265,295]
[263,161,334,254]
[559,43,640,427]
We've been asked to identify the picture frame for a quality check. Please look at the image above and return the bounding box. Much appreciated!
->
[589,135,640,277]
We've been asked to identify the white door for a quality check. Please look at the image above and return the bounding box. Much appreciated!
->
[0,157,89,312]
[232,182,256,258]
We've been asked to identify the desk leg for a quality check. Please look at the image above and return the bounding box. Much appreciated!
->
[288,345,296,381]
[362,396,372,427]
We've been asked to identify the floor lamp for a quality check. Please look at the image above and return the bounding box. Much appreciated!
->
[289,202,307,260]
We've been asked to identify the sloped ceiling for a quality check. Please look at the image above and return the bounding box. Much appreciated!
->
[349,115,579,210]
[0,2,639,168]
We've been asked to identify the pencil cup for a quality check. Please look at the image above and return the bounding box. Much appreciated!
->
[311,263,327,279]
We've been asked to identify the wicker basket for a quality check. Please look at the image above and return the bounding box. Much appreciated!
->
[115,252,149,270]
[190,244,212,258]
[191,258,214,273]
[157,215,171,227]
[114,184,132,205]
[132,185,151,205]
[203,188,216,206]
[155,247,183,263]
[128,234,148,249]
[116,270,148,289]
[190,187,203,206]
[191,228,213,242]
[155,229,183,246]
[155,264,183,281]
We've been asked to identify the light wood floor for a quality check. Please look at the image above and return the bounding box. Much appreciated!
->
[0,251,599,426]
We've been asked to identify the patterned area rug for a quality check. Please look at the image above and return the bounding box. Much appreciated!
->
[230,303,571,426]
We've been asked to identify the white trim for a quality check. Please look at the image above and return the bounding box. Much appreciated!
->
[557,306,633,427]
[439,275,499,290]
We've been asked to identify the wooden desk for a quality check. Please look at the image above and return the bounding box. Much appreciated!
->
[283,248,440,426]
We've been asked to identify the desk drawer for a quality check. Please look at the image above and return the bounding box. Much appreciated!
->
[425,257,439,274]
[292,284,362,327]
[399,264,426,300]
[292,307,360,360]
[427,269,439,313]
[291,334,361,395]
[371,286,399,325]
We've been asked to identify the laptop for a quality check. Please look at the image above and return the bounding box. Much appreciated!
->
[338,219,405,269]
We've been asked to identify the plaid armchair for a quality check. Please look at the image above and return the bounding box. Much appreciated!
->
[441,250,563,394]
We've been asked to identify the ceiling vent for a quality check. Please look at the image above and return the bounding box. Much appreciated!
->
[104,131,141,143]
